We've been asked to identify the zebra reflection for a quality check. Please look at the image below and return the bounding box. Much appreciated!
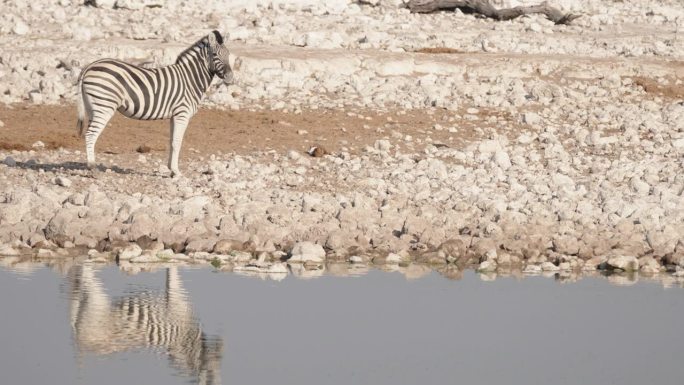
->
[68,265,222,384]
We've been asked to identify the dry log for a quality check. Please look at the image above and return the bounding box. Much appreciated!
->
[408,0,581,25]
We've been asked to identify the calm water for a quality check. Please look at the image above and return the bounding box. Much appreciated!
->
[0,262,682,385]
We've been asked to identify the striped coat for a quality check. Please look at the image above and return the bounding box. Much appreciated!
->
[69,265,222,384]
[76,30,233,177]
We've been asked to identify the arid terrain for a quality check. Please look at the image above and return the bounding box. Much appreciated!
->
[1,0,683,283]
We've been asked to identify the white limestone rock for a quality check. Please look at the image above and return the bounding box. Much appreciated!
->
[607,255,638,271]
[289,241,326,263]
[118,244,143,260]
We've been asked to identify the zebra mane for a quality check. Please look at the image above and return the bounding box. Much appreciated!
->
[175,36,209,64]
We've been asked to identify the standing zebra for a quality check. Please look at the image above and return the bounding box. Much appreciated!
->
[76,30,234,177]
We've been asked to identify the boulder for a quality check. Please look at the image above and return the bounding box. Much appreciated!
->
[288,241,326,263]
[606,255,639,271]
[117,244,143,260]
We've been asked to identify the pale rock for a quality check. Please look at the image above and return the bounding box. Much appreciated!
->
[630,177,650,196]
[0,244,21,256]
[213,239,245,254]
[638,256,661,274]
[130,254,162,263]
[376,60,414,76]
[478,140,501,154]
[522,112,541,125]
[185,239,217,253]
[672,138,684,150]
[385,252,407,264]
[494,150,511,170]
[13,20,29,36]
[425,158,447,179]
[54,176,72,188]
[374,139,391,152]
[582,255,607,270]
[553,235,579,255]
[90,0,117,7]
[289,241,326,263]
[607,255,639,271]
[541,261,560,271]
[477,260,497,272]
[118,244,143,260]
[523,264,543,274]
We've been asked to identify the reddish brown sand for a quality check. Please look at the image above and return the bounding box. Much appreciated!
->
[0,104,503,157]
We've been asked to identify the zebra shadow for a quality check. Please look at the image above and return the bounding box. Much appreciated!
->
[67,265,223,384]
[11,160,139,176]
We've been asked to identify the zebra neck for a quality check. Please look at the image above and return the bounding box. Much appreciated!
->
[173,45,214,98]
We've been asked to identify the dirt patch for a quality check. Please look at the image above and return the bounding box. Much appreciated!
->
[632,76,684,99]
[0,104,500,159]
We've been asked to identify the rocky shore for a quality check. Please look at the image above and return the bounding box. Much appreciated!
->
[1,0,683,279]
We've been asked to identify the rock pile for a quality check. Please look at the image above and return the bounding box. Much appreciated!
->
[1,0,683,281]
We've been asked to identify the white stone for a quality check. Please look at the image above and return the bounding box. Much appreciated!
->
[528,23,543,33]
[0,244,21,256]
[541,261,560,271]
[13,20,29,36]
[118,244,143,260]
[289,241,325,263]
[349,255,364,263]
[630,177,650,196]
[523,264,542,274]
[374,139,391,152]
[385,253,407,264]
[478,140,501,154]
[375,60,414,76]
[71,26,92,41]
[607,255,638,271]
[522,112,541,125]
[671,138,684,150]
[494,150,511,170]
[478,260,497,272]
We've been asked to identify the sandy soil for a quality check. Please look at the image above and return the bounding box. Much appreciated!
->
[0,103,499,157]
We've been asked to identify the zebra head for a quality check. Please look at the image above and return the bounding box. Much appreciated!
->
[207,30,234,85]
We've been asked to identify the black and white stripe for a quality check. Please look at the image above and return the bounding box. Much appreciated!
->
[76,30,233,177]
[69,265,222,384]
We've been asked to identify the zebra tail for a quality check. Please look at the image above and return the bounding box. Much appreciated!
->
[76,69,87,137]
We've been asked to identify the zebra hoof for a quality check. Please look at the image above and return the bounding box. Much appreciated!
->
[170,170,182,178]
[86,162,97,170]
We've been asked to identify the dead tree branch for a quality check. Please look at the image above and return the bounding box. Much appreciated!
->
[408,0,581,25]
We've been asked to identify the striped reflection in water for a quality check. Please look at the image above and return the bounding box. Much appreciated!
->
[68,265,222,384]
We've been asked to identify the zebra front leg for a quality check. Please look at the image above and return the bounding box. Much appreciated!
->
[168,114,190,178]
[84,108,115,170]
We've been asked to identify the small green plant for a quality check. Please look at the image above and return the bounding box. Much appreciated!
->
[210,257,222,269]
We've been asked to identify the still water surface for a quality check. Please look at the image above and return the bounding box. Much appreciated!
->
[0,263,682,385]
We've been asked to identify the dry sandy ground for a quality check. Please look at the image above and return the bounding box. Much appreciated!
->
[0,102,512,165]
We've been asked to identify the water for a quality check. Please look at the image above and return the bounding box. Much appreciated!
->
[1,262,683,385]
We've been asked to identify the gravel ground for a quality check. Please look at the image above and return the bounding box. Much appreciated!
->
[1,0,683,281]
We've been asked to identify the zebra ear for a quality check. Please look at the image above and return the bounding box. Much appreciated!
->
[210,30,223,45]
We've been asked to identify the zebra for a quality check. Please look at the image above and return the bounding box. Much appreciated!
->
[68,264,223,384]
[76,30,234,177]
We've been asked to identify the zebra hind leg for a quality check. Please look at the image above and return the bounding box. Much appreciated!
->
[84,107,116,170]
[168,114,190,178]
